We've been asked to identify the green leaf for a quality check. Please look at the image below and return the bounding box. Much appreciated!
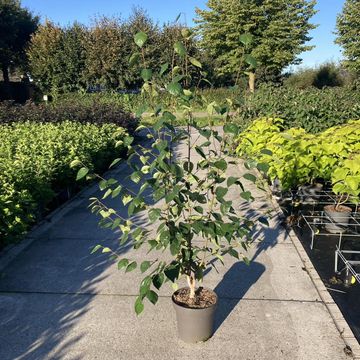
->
[146,290,158,305]
[174,41,186,57]
[129,53,140,66]
[228,248,239,259]
[243,173,257,183]
[164,264,180,282]
[240,191,252,201]
[135,297,144,315]
[102,247,112,254]
[244,54,257,68]
[102,189,112,199]
[149,208,161,223]
[257,163,269,173]
[141,68,152,81]
[167,82,182,96]
[194,206,203,214]
[109,158,121,168]
[140,276,152,297]
[189,57,202,68]
[239,33,253,46]
[112,185,122,198]
[160,63,169,75]
[223,123,239,135]
[91,244,102,254]
[117,258,129,270]
[216,186,228,199]
[140,261,151,273]
[153,273,165,290]
[227,176,238,187]
[195,146,206,159]
[134,32,147,48]
[260,149,273,156]
[125,261,137,273]
[76,167,89,181]
[214,159,227,171]
[70,159,82,168]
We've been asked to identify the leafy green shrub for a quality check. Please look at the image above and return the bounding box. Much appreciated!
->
[0,100,138,133]
[331,154,360,206]
[0,121,128,247]
[235,85,360,133]
[236,118,360,190]
[284,63,345,89]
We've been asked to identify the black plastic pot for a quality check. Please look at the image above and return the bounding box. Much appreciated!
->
[172,287,218,343]
[324,204,352,233]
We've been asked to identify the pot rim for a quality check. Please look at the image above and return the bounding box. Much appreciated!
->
[172,287,218,310]
[324,204,352,213]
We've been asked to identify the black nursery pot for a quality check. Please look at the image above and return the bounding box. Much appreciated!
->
[172,288,218,343]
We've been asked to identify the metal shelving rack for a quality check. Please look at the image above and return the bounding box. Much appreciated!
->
[300,211,360,250]
[277,187,360,285]
[335,248,360,286]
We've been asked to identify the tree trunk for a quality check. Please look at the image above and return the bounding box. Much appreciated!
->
[2,65,10,83]
[248,72,255,93]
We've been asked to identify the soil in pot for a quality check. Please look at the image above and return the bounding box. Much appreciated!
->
[324,204,352,234]
[172,287,218,343]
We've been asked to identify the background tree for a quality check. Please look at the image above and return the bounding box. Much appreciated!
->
[28,21,87,92]
[27,21,63,92]
[0,0,39,82]
[82,16,130,90]
[56,23,87,92]
[195,0,317,87]
[335,0,360,75]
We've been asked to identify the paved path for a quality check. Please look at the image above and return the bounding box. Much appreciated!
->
[0,129,356,360]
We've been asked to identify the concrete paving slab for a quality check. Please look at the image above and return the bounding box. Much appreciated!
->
[0,239,319,302]
[0,293,348,360]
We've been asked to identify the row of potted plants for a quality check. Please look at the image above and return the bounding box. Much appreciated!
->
[236,118,360,231]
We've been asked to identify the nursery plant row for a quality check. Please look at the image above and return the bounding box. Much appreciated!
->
[236,118,360,203]
[0,121,130,248]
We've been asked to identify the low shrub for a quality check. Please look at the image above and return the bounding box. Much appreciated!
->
[0,121,129,247]
[54,87,244,114]
[0,100,138,134]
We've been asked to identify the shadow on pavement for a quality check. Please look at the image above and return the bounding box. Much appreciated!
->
[213,261,266,335]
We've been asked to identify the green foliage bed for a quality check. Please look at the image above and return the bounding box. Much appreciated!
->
[0,100,139,133]
[235,85,360,133]
[236,118,360,191]
[0,121,127,247]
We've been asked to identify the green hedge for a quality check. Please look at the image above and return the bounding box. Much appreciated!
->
[0,121,128,247]
[234,85,360,133]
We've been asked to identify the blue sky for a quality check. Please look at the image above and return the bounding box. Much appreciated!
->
[22,0,345,69]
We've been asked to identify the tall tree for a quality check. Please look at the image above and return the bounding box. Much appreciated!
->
[195,0,317,86]
[27,21,63,92]
[83,16,130,89]
[28,21,87,92]
[335,0,360,75]
[0,0,39,82]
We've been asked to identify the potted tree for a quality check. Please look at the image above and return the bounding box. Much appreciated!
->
[73,30,266,343]
[324,155,360,233]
